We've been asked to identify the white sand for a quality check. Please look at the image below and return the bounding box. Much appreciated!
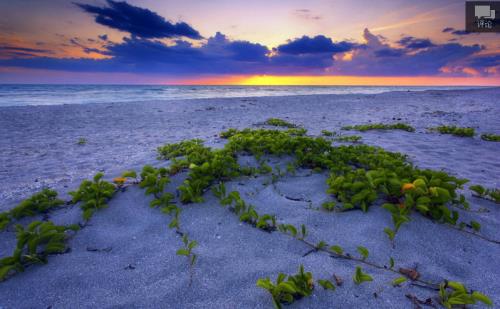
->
[0,88,499,308]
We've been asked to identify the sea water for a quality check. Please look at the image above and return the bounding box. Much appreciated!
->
[0,84,486,107]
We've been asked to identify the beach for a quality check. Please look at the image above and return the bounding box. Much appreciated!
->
[0,87,499,308]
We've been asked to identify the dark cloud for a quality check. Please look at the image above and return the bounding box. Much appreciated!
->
[374,48,404,57]
[277,35,355,54]
[74,0,202,39]
[0,27,495,77]
[293,9,322,20]
[0,45,54,58]
[451,29,470,36]
[466,55,500,68]
[442,27,472,36]
[332,29,484,76]
[68,37,104,54]
[398,36,435,49]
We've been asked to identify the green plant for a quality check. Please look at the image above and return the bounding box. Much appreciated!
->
[139,166,171,199]
[317,279,335,290]
[176,234,198,286]
[391,276,407,287]
[357,246,369,260]
[438,281,492,308]
[220,128,239,139]
[264,118,297,128]
[69,172,116,220]
[213,186,276,232]
[353,266,373,284]
[333,135,362,143]
[0,189,64,231]
[481,133,500,142]
[430,125,475,137]
[77,137,87,145]
[0,213,10,230]
[10,189,64,219]
[321,130,336,137]
[0,221,78,281]
[256,265,314,309]
[342,123,415,132]
[321,201,336,212]
[470,184,500,203]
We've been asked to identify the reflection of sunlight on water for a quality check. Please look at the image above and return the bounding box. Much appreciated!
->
[0,84,486,107]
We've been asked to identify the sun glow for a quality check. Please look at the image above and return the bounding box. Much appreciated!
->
[180,75,500,86]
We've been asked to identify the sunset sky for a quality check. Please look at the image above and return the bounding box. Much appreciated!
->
[0,0,499,85]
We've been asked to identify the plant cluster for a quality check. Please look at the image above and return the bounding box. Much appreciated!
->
[0,221,78,281]
[69,172,116,221]
[256,265,314,309]
[158,128,488,247]
[333,135,362,143]
[430,125,475,137]
[480,133,500,142]
[176,234,198,286]
[439,280,492,308]
[470,185,500,203]
[139,165,181,230]
[342,123,415,132]
[77,137,87,145]
[0,189,64,231]
[212,183,276,232]
[321,130,336,136]
[264,118,297,128]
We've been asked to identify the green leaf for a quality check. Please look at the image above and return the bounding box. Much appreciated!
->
[471,291,493,306]
[391,277,407,286]
[357,246,369,260]
[188,240,198,250]
[316,241,327,250]
[122,170,137,178]
[176,248,189,256]
[318,279,335,290]
[353,267,373,285]
[190,254,197,266]
[0,265,15,281]
[384,228,395,241]
[330,245,343,255]
[300,224,307,238]
[256,278,273,290]
[287,225,297,237]
[470,220,481,232]
[389,257,395,269]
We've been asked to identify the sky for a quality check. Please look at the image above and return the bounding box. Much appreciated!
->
[0,0,499,85]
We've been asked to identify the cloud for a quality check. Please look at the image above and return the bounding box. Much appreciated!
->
[68,37,104,54]
[398,36,435,49]
[332,29,484,76]
[1,0,497,80]
[442,27,472,36]
[293,9,322,20]
[74,0,202,39]
[0,27,495,77]
[0,45,54,58]
[277,35,356,54]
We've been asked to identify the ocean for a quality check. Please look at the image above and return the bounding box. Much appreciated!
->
[0,84,487,107]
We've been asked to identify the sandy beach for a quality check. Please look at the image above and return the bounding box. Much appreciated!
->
[1,87,499,308]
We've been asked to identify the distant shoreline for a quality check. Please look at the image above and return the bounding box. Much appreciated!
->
[0,84,497,107]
